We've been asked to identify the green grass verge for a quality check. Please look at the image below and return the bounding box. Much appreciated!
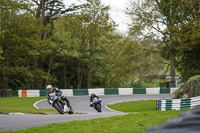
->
[108,100,156,112]
[0,97,57,114]
[2,110,185,133]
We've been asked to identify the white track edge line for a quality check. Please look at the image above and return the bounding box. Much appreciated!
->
[33,99,46,109]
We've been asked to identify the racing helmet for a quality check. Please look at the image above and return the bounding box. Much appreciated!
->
[91,92,95,97]
[46,85,53,92]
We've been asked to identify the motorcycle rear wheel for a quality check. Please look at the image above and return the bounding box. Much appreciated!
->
[68,106,74,114]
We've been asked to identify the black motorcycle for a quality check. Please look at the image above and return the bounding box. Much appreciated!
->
[49,93,73,114]
[92,97,102,112]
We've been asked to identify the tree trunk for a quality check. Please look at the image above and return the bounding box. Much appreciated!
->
[32,59,39,89]
[87,74,91,88]
[170,54,176,87]
[67,74,75,89]
[77,62,83,89]
[40,0,45,26]
[46,57,52,86]
[63,64,67,89]
[32,0,46,89]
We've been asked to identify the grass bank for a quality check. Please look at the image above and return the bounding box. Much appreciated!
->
[2,110,184,133]
[108,100,156,112]
[0,97,57,114]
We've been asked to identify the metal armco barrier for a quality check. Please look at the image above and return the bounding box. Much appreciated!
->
[146,105,200,133]
[0,89,12,97]
[157,96,200,111]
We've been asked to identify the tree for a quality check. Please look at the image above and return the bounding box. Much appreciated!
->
[101,31,165,87]
[126,0,180,87]
[167,0,200,81]
[79,0,115,88]
[0,0,42,89]
[61,0,115,88]
[30,0,84,89]
[51,17,80,88]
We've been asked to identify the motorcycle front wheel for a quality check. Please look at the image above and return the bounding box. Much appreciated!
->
[95,103,102,112]
[53,101,64,114]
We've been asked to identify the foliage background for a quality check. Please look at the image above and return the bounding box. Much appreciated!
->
[0,0,199,90]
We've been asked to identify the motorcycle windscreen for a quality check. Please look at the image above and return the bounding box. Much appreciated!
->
[49,93,57,101]
[92,97,99,103]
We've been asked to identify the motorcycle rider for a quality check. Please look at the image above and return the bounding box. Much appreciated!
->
[89,93,100,107]
[46,85,71,107]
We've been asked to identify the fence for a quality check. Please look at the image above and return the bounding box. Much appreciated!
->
[156,96,200,111]
[0,89,12,97]
[18,87,178,97]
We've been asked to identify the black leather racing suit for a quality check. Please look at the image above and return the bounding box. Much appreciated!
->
[90,94,99,106]
[46,87,70,106]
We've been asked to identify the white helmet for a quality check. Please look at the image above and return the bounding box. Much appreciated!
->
[91,92,95,97]
[46,85,53,92]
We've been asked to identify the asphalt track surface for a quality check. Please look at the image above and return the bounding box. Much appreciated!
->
[0,94,173,132]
